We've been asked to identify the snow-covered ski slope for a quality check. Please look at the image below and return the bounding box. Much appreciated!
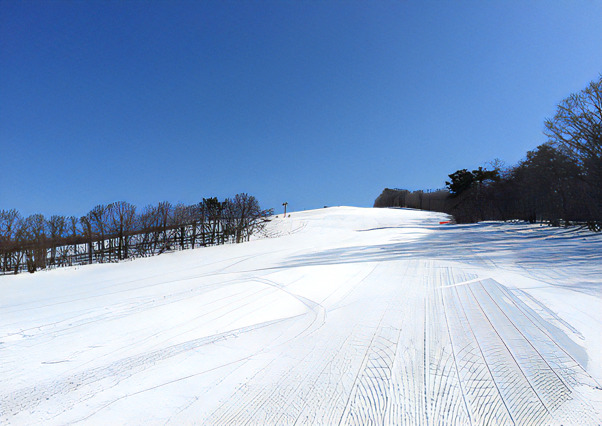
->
[2,206,601,425]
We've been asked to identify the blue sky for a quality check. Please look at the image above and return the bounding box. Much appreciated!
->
[1,1,601,217]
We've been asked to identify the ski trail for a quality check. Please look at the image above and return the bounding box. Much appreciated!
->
[3,207,601,425]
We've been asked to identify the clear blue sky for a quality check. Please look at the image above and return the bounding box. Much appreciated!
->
[2,1,601,217]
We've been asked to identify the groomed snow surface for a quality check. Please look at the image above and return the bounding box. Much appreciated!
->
[1,207,601,425]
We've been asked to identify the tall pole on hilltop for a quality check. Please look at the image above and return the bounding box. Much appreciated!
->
[283,202,288,216]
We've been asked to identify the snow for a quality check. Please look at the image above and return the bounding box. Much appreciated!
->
[1,206,601,424]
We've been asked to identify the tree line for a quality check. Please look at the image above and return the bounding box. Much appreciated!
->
[0,194,272,275]
[375,75,602,230]
[374,188,449,213]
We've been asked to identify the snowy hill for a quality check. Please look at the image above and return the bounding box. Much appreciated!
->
[1,207,601,424]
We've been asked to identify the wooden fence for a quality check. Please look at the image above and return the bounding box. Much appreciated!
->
[0,219,236,275]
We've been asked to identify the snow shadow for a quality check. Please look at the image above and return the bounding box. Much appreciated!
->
[280,222,602,295]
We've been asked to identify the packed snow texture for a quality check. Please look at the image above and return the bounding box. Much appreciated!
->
[1,207,601,425]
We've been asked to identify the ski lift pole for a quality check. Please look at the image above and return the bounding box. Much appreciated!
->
[283,202,288,217]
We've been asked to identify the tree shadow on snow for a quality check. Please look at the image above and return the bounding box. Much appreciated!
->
[278,222,602,296]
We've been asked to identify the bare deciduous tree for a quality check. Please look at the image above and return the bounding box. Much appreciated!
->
[80,214,94,264]
[90,205,110,261]
[545,76,602,163]
[24,214,46,272]
[109,201,137,260]
[226,193,264,243]
[0,209,22,273]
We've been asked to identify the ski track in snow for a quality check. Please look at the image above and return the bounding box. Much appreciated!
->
[1,207,601,425]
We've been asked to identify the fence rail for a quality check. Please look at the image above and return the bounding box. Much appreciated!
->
[0,220,242,275]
